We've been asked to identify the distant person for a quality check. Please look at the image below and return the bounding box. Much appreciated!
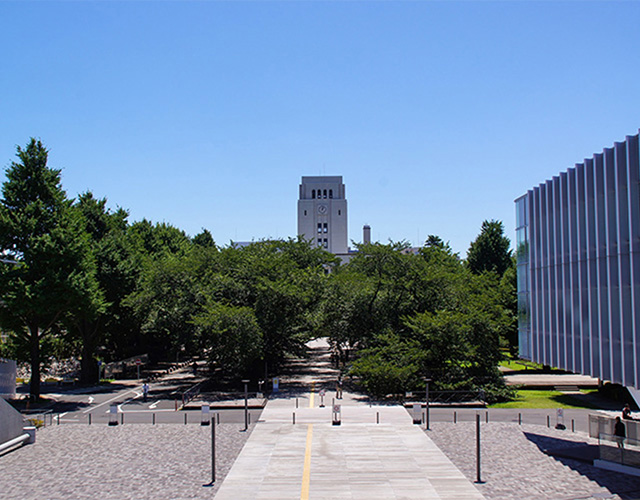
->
[615,416,626,449]
[623,403,634,420]
[336,376,343,400]
[142,382,149,402]
[192,362,198,375]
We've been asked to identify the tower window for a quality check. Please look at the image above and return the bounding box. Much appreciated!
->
[323,189,327,199]
[329,189,333,199]
[317,223,322,233]
[323,238,328,248]
[317,238,322,246]
[323,223,328,233]
[304,210,307,216]
[311,189,316,199]
[338,210,341,216]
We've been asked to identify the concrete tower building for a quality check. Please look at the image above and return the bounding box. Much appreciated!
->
[297,176,348,254]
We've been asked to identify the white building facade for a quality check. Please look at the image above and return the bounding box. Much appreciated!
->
[297,176,348,255]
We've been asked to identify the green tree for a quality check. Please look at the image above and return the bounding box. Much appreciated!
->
[193,302,263,375]
[66,192,129,383]
[192,228,216,248]
[0,139,88,398]
[467,220,512,276]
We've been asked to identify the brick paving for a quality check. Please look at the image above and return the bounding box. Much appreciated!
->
[0,423,253,500]
[428,421,640,500]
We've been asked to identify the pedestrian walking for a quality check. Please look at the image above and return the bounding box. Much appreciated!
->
[336,376,343,400]
[615,416,626,449]
[143,382,149,402]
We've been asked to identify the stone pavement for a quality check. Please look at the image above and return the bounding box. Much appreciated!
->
[0,423,253,500]
[213,339,486,500]
[429,421,640,500]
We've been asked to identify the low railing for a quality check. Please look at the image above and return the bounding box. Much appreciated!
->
[598,432,640,468]
[22,409,54,428]
[182,381,204,407]
[403,390,484,404]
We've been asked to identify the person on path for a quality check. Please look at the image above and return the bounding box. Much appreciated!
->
[623,403,634,420]
[615,416,626,449]
[142,382,149,402]
[336,376,343,399]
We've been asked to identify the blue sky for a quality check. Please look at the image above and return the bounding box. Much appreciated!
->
[1,1,639,256]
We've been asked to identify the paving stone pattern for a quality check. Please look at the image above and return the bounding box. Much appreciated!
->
[0,423,253,500]
[428,422,640,500]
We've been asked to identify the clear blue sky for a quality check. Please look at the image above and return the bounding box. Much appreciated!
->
[1,1,639,256]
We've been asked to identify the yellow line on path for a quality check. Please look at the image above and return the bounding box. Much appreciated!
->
[301,424,313,500]
[309,381,315,408]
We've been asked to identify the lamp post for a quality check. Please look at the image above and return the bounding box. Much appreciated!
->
[424,378,432,430]
[242,379,249,431]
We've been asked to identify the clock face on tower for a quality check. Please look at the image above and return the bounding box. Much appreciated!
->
[317,204,328,214]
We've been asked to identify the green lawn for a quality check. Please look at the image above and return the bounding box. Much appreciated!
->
[500,360,532,371]
[499,359,563,372]
[490,389,600,409]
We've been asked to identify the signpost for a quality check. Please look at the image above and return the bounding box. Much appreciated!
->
[135,358,141,380]
[412,403,422,424]
[556,408,566,430]
[272,377,279,393]
[319,389,326,408]
[332,404,341,426]
[201,404,210,426]
[109,404,118,426]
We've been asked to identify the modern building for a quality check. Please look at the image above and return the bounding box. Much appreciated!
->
[297,176,348,255]
[516,131,640,389]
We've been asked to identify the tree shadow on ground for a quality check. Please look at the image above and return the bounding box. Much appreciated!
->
[548,392,623,411]
[524,432,640,500]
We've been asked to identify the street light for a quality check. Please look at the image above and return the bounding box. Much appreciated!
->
[424,378,432,430]
[242,379,250,431]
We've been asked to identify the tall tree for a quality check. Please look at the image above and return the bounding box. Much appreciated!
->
[66,192,128,383]
[0,139,87,398]
[467,220,512,276]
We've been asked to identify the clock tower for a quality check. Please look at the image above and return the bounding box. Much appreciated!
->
[297,176,348,255]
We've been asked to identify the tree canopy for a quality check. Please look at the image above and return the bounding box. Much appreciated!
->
[0,139,516,402]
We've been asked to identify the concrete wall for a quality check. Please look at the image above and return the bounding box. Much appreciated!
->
[0,358,17,398]
[0,397,24,446]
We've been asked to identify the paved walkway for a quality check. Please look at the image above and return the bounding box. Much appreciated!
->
[213,339,485,500]
[503,373,600,387]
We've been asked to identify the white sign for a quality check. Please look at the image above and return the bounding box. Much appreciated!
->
[333,404,341,413]
[412,403,422,424]
[319,389,326,397]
